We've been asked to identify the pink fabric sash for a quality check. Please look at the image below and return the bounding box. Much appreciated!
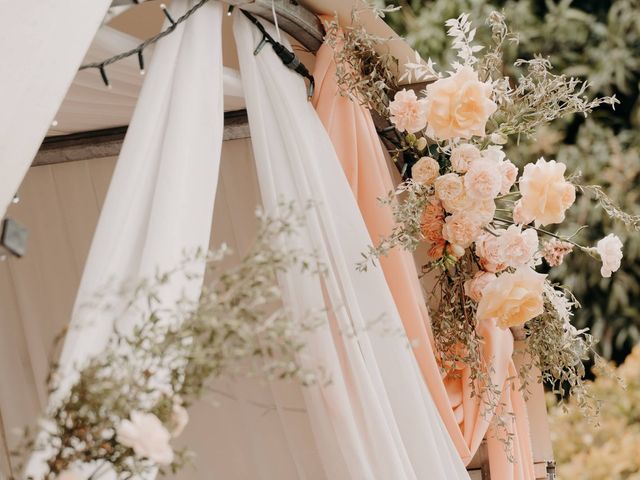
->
[312,32,535,480]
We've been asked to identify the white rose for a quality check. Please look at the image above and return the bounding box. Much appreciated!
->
[464,159,502,199]
[117,411,174,466]
[596,234,623,278]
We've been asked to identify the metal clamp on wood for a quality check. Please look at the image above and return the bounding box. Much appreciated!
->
[241,9,315,100]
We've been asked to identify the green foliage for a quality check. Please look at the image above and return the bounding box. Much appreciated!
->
[382,0,640,362]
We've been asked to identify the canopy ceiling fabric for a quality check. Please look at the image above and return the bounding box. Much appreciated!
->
[0,0,112,218]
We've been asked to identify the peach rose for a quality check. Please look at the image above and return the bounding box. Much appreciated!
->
[434,173,464,203]
[464,271,497,302]
[519,158,576,227]
[428,239,446,260]
[500,225,538,268]
[450,143,481,173]
[596,233,623,278]
[442,211,483,248]
[476,267,547,329]
[412,156,440,185]
[499,160,518,195]
[424,66,497,140]
[464,159,502,200]
[389,88,428,133]
[475,232,507,273]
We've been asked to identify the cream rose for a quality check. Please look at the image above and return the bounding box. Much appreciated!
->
[499,160,518,195]
[117,411,174,465]
[596,233,623,278]
[519,158,576,227]
[434,173,464,203]
[500,225,538,268]
[412,156,440,185]
[424,66,497,140]
[464,159,502,200]
[389,88,428,133]
[477,267,547,329]
[442,211,483,248]
[475,232,507,273]
[450,143,481,173]
[464,271,497,302]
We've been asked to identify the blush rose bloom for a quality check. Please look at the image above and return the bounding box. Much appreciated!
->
[424,66,497,140]
[412,156,440,185]
[450,144,481,173]
[477,267,547,329]
[468,199,496,225]
[389,88,428,133]
[464,159,502,200]
[464,271,497,302]
[435,173,464,204]
[519,158,576,227]
[475,232,507,273]
[596,233,623,278]
[499,160,518,195]
[116,411,174,466]
[500,225,539,268]
[442,211,483,248]
[512,200,533,225]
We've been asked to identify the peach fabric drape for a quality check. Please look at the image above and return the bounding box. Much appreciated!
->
[312,30,535,480]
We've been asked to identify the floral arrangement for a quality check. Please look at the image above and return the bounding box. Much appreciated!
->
[549,345,640,479]
[329,10,639,427]
[12,204,322,480]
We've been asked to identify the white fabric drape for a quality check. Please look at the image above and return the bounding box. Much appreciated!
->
[26,1,224,477]
[233,13,469,480]
[0,0,111,218]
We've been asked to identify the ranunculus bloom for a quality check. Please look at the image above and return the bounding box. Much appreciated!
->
[424,66,497,140]
[442,211,483,248]
[499,160,518,195]
[171,404,189,437]
[435,173,464,203]
[464,271,497,302]
[477,267,547,329]
[389,88,428,133]
[500,225,539,268]
[519,158,576,227]
[464,159,502,200]
[412,156,440,185]
[596,234,623,278]
[450,143,481,173]
[475,232,507,273]
[117,411,174,465]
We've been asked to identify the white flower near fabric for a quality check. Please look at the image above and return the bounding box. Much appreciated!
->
[170,403,189,437]
[116,411,174,466]
[411,156,440,185]
[500,225,539,268]
[519,158,576,227]
[388,88,428,133]
[596,234,623,278]
[477,267,547,329]
[424,66,497,140]
[463,159,502,199]
[450,143,481,173]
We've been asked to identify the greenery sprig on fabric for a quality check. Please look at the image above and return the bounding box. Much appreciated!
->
[12,203,323,480]
[335,9,637,452]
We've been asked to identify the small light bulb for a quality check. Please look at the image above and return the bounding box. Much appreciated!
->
[140,69,146,75]
[51,119,58,127]
[0,254,7,262]
[12,195,20,204]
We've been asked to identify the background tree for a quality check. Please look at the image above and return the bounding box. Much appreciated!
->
[381,0,640,363]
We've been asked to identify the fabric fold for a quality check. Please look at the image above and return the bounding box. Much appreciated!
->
[312,29,535,480]
[234,11,469,480]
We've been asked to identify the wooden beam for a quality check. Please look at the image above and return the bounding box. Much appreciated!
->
[33,110,250,167]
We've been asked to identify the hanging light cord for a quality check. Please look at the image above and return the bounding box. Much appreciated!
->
[241,9,315,100]
[80,0,211,85]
